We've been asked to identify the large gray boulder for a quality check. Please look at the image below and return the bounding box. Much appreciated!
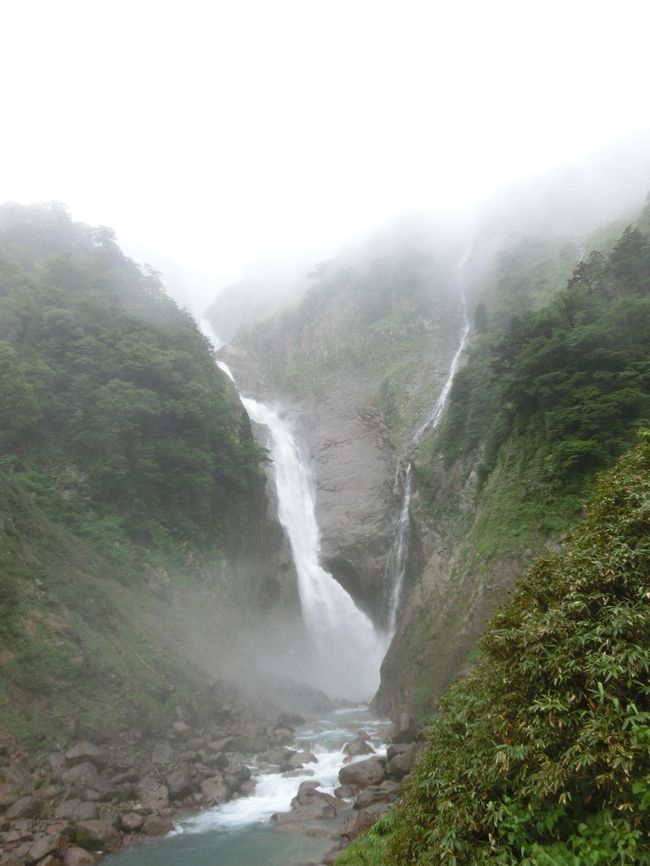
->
[65,743,109,770]
[135,778,169,812]
[6,795,45,819]
[166,764,193,799]
[61,763,116,802]
[56,800,98,821]
[386,744,418,780]
[343,736,375,758]
[338,757,386,788]
[74,820,122,853]
[200,776,229,806]
[63,846,97,866]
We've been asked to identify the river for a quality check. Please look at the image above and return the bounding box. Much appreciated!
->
[105,707,391,866]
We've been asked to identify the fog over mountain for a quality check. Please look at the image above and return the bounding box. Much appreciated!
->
[1,4,650,865]
[2,0,649,314]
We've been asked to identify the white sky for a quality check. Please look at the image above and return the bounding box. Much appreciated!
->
[1,0,649,309]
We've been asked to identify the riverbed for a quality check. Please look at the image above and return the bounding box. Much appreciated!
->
[105,707,391,866]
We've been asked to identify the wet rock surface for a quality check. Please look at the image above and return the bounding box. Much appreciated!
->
[0,683,336,866]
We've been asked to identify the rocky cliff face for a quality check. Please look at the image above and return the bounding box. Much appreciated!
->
[220,241,464,622]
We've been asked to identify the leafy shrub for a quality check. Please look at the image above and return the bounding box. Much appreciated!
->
[389,435,650,865]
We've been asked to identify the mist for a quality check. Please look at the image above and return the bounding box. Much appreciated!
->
[1,1,649,320]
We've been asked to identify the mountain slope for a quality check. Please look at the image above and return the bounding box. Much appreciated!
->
[377,206,650,716]
[0,203,298,747]
[338,432,650,865]
[221,227,465,620]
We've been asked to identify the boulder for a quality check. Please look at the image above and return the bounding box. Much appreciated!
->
[171,721,192,741]
[239,780,256,798]
[338,757,385,788]
[65,744,109,770]
[49,754,66,781]
[270,726,293,745]
[0,781,18,809]
[61,763,116,802]
[338,807,382,841]
[354,781,400,810]
[285,750,317,770]
[74,820,121,853]
[38,856,62,866]
[151,743,173,766]
[166,765,193,799]
[62,846,96,866]
[334,784,359,800]
[141,815,174,836]
[199,776,229,806]
[27,831,68,863]
[6,796,44,819]
[55,801,98,822]
[343,737,375,757]
[223,763,251,788]
[271,784,348,824]
[277,713,305,727]
[386,746,417,780]
[135,778,169,813]
[120,813,144,833]
[6,755,32,789]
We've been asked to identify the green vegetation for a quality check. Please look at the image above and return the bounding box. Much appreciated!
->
[379,202,650,730]
[436,218,650,496]
[0,203,268,746]
[343,435,650,864]
[0,202,264,560]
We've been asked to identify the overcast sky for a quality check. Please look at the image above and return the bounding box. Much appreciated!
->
[2,0,650,310]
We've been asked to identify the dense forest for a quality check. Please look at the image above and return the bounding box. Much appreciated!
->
[435,207,650,497]
[0,204,276,746]
[0,203,264,570]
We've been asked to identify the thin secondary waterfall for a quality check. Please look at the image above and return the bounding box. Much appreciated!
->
[384,462,414,635]
[384,248,472,635]
[198,317,384,700]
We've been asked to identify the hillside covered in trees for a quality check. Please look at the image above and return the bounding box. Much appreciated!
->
[339,432,650,865]
[0,204,292,747]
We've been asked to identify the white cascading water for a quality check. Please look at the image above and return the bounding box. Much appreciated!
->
[384,462,414,635]
[384,247,472,634]
[198,317,384,700]
[241,398,385,700]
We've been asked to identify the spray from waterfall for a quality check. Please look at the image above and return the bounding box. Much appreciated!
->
[384,247,473,636]
[198,316,384,699]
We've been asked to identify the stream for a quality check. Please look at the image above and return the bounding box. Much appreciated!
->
[105,708,391,866]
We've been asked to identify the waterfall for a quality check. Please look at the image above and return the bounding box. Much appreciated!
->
[198,316,384,699]
[384,247,472,634]
[384,462,414,635]
[241,398,384,700]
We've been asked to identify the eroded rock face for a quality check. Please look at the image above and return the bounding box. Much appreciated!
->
[223,248,462,622]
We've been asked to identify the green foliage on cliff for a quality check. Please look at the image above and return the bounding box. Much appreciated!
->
[437,222,650,495]
[0,203,264,558]
[389,434,650,865]
[0,202,269,746]
[343,436,650,865]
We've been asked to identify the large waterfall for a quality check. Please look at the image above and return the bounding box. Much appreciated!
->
[199,318,384,700]
[384,248,472,634]
[241,399,384,699]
